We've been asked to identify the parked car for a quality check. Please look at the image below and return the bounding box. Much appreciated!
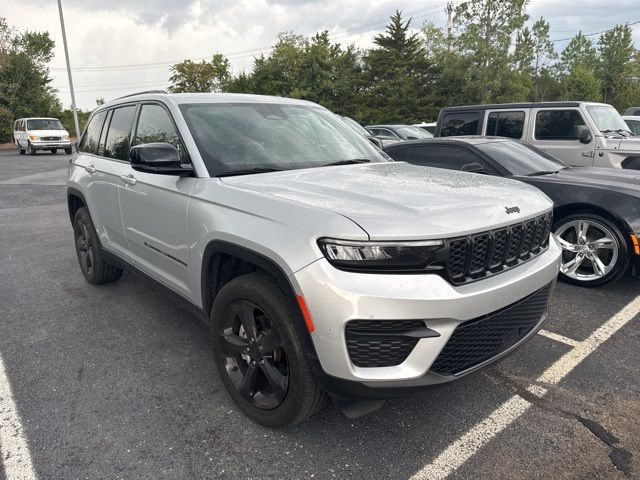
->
[13,117,72,155]
[365,124,433,141]
[623,107,640,116]
[622,116,640,135]
[434,102,640,169]
[339,116,396,148]
[384,136,640,287]
[414,122,437,134]
[68,91,560,427]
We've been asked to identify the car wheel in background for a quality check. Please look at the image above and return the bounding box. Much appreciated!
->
[65,147,72,154]
[51,148,57,154]
[73,207,123,285]
[210,272,328,427]
[554,212,629,287]
[28,141,36,156]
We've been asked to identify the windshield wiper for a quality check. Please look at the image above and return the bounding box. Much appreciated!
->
[322,159,372,167]
[525,170,560,177]
[216,167,283,177]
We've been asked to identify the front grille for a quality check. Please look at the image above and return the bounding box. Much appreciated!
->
[42,136,61,141]
[446,212,552,284]
[346,320,424,367]
[429,283,553,376]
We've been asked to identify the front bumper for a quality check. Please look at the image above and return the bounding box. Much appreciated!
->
[30,141,71,150]
[293,236,561,395]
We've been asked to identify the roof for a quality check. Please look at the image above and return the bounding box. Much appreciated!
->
[383,136,513,148]
[439,101,610,112]
[105,91,318,108]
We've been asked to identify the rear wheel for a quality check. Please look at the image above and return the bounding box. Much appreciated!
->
[554,213,629,287]
[17,142,25,155]
[73,207,123,285]
[210,272,327,427]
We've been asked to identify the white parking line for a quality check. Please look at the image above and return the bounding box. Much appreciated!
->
[537,329,579,347]
[0,352,37,480]
[411,295,640,480]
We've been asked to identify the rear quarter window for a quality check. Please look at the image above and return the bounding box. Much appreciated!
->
[440,112,480,137]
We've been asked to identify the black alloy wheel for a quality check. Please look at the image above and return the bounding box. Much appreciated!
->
[218,299,289,410]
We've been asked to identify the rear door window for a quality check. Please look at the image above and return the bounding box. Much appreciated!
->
[78,111,107,154]
[440,112,480,137]
[486,111,525,139]
[103,105,136,160]
[535,110,586,140]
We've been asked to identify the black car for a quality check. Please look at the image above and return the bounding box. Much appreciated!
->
[384,136,640,287]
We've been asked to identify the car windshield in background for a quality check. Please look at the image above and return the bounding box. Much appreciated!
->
[476,140,567,176]
[27,119,64,130]
[180,103,389,176]
[586,105,630,133]
[396,126,433,139]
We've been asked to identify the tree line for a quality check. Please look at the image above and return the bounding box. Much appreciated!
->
[0,0,638,142]
[169,1,640,125]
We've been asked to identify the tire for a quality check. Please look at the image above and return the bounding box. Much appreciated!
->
[553,212,629,287]
[51,148,57,154]
[65,147,72,154]
[17,142,25,155]
[210,272,327,427]
[73,207,123,285]
[28,141,36,156]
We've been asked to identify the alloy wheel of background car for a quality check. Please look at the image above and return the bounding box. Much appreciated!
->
[554,213,627,287]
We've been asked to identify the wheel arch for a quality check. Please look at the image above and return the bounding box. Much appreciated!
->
[67,187,87,225]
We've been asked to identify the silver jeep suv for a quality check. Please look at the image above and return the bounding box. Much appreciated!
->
[67,92,561,427]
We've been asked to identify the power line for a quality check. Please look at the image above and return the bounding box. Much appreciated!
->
[550,19,640,43]
[50,1,457,72]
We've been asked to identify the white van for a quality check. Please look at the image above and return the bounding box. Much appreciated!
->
[13,118,72,155]
[435,102,640,169]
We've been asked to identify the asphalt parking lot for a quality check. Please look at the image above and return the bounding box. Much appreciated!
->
[0,149,638,480]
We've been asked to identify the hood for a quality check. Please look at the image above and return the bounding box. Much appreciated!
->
[221,162,552,240]
[615,136,640,153]
[30,129,69,137]
[523,167,640,197]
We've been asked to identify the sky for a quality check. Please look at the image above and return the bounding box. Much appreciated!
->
[3,0,640,110]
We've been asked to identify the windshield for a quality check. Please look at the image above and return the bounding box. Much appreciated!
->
[586,105,630,133]
[340,116,370,136]
[476,140,567,176]
[27,119,64,130]
[396,126,433,139]
[180,103,389,176]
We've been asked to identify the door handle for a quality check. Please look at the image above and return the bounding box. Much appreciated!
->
[581,151,594,158]
[120,174,137,185]
[85,165,96,174]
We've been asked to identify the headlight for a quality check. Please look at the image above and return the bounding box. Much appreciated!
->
[63,134,70,140]
[28,135,40,141]
[318,238,444,271]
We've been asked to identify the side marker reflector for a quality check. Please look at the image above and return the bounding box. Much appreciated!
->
[631,234,640,255]
[296,295,315,333]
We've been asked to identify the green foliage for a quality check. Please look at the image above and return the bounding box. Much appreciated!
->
[0,17,60,142]
[168,53,231,93]
[564,67,602,101]
[597,25,635,109]
[560,32,598,74]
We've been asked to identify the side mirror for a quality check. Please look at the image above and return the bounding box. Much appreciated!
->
[576,125,592,144]
[367,136,383,149]
[461,162,487,174]
[129,143,194,176]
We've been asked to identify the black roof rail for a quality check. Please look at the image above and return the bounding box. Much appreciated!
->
[113,89,167,100]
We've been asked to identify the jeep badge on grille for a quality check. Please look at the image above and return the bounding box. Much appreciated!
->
[505,206,520,214]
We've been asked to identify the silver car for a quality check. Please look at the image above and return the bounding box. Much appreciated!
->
[67,92,561,427]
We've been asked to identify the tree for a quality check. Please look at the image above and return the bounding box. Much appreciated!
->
[560,32,598,75]
[452,0,529,103]
[168,53,231,93]
[361,11,435,123]
[597,24,634,106]
[564,67,602,101]
[0,18,60,142]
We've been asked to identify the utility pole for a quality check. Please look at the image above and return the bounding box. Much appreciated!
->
[446,2,453,51]
[57,0,81,147]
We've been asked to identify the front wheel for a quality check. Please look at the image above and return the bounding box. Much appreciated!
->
[28,142,36,156]
[210,272,327,427]
[554,213,629,287]
[50,148,57,154]
[65,147,72,154]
